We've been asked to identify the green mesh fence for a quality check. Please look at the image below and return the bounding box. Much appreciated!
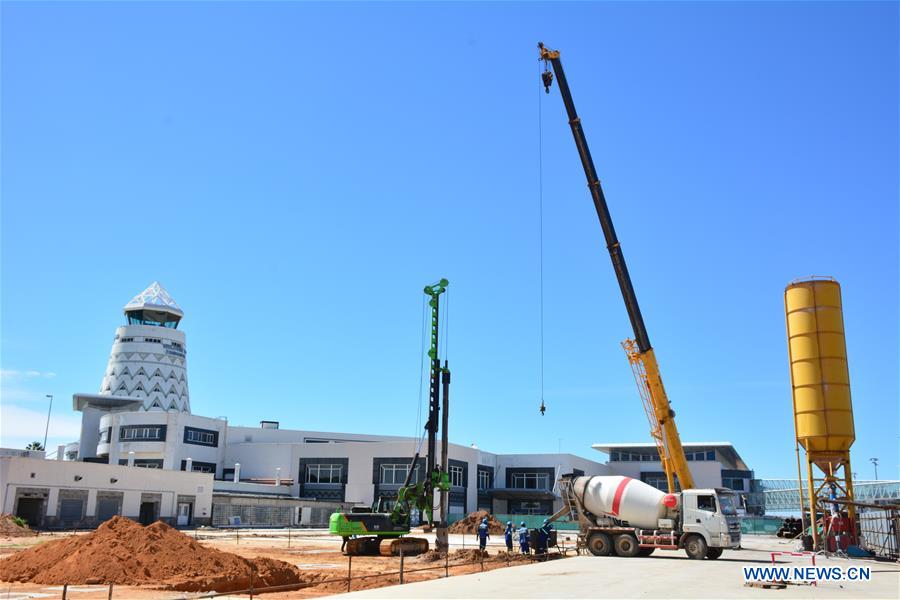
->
[741,516,783,535]
[448,514,785,535]
[447,513,580,530]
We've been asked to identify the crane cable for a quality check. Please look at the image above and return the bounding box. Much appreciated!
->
[538,59,546,416]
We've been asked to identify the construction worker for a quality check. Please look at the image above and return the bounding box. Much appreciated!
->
[536,518,549,555]
[518,521,530,554]
[477,516,490,551]
[504,521,514,551]
[537,518,554,556]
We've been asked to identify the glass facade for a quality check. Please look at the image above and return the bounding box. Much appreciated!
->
[610,449,717,462]
[511,472,550,490]
[449,465,464,487]
[307,464,343,484]
[381,464,419,485]
[126,309,180,328]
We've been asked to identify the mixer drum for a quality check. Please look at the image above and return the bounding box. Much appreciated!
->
[572,476,668,529]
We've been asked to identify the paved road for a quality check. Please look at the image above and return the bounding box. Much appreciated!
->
[336,537,900,599]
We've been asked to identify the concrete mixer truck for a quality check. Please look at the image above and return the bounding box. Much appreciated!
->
[554,474,742,559]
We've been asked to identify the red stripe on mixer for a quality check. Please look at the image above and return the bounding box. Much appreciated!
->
[611,477,632,516]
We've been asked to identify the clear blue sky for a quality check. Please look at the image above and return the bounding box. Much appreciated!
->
[2,2,897,479]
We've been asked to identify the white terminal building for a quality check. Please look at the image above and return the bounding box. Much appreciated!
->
[2,282,758,530]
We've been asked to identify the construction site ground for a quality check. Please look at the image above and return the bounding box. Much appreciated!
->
[2,529,897,599]
[0,526,566,599]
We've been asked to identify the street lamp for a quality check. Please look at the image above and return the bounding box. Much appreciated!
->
[42,394,54,452]
[870,458,879,480]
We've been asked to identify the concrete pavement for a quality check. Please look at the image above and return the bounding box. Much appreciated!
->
[336,537,900,599]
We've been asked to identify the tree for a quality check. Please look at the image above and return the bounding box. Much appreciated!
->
[25,441,44,451]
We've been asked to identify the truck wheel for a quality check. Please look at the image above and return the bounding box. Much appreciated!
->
[614,534,640,557]
[587,532,612,556]
[684,535,708,560]
[638,547,655,557]
[705,547,723,560]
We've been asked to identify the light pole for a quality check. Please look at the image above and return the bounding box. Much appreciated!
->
[42,394,54,452]
[870,458,879,480]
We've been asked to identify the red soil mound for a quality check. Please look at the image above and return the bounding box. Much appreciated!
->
[0,516,320,593]
[448,511,506,535]
[0,515,36,538]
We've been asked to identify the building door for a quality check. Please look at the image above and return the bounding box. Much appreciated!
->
[97,498,121,523]
[176,502,192,526]
[15,498,44,528]
[59,499,85,527]
[139,502,158,525]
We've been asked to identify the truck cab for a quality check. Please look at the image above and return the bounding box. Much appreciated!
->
[680,488,742,554]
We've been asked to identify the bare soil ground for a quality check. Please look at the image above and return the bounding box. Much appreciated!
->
[0,527,562,599]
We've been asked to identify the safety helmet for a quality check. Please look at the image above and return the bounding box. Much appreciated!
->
[507,521,512,525]
[482,517,488,523]
[543,518,549,524]
[520,521,526,526]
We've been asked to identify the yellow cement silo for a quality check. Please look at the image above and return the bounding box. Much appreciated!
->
[784,276,856,548]
[785,278,855,456]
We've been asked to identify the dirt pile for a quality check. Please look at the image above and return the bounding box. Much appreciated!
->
[0,515,36,538]
[0,516,321,592]
[451,548,489,561]
[494,550,530,562]
[448,511,507,535]
[416,550,446,563]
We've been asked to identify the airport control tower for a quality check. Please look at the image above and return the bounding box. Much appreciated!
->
[98,282,190,412]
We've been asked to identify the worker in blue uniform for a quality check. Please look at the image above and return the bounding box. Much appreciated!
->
[504,521,514,551]
[518,521,530,554]
[477,516,490,551]
[537,518,553,555]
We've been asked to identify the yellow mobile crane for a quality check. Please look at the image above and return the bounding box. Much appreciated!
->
[538,43,694,493]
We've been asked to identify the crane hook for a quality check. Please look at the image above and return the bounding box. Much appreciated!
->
[541,70,553,94]
[539,400,546,416]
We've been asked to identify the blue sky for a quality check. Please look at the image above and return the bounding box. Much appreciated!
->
[1,2,897,479]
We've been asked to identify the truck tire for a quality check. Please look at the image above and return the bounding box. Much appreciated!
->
[613,534,641,557]
[587,532,612,556]
[684,535,708,560]
[638,547,655,557]
[705,547,723,560]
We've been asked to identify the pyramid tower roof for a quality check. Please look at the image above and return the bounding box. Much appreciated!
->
[123,281,183,317]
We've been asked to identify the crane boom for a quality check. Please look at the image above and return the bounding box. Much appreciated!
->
[538,43,694,492]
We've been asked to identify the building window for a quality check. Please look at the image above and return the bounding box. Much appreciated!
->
[641,472,682,492]
[685,451,715,461]
[381,464,418,485]
[477,469,492,490]
[180,460,216,473]
[134,459,164,469]
[184,427,218,447]
[119,337,134,343]
[307,464,343,484]
[643,475,669,491]
[511,472,549,490]
[449,465,464,487]
[723,477,745,491]
[511,501,543,515]
[119,425,166,441]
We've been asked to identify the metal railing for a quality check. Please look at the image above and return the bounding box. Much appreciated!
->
[46,539,577,599]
